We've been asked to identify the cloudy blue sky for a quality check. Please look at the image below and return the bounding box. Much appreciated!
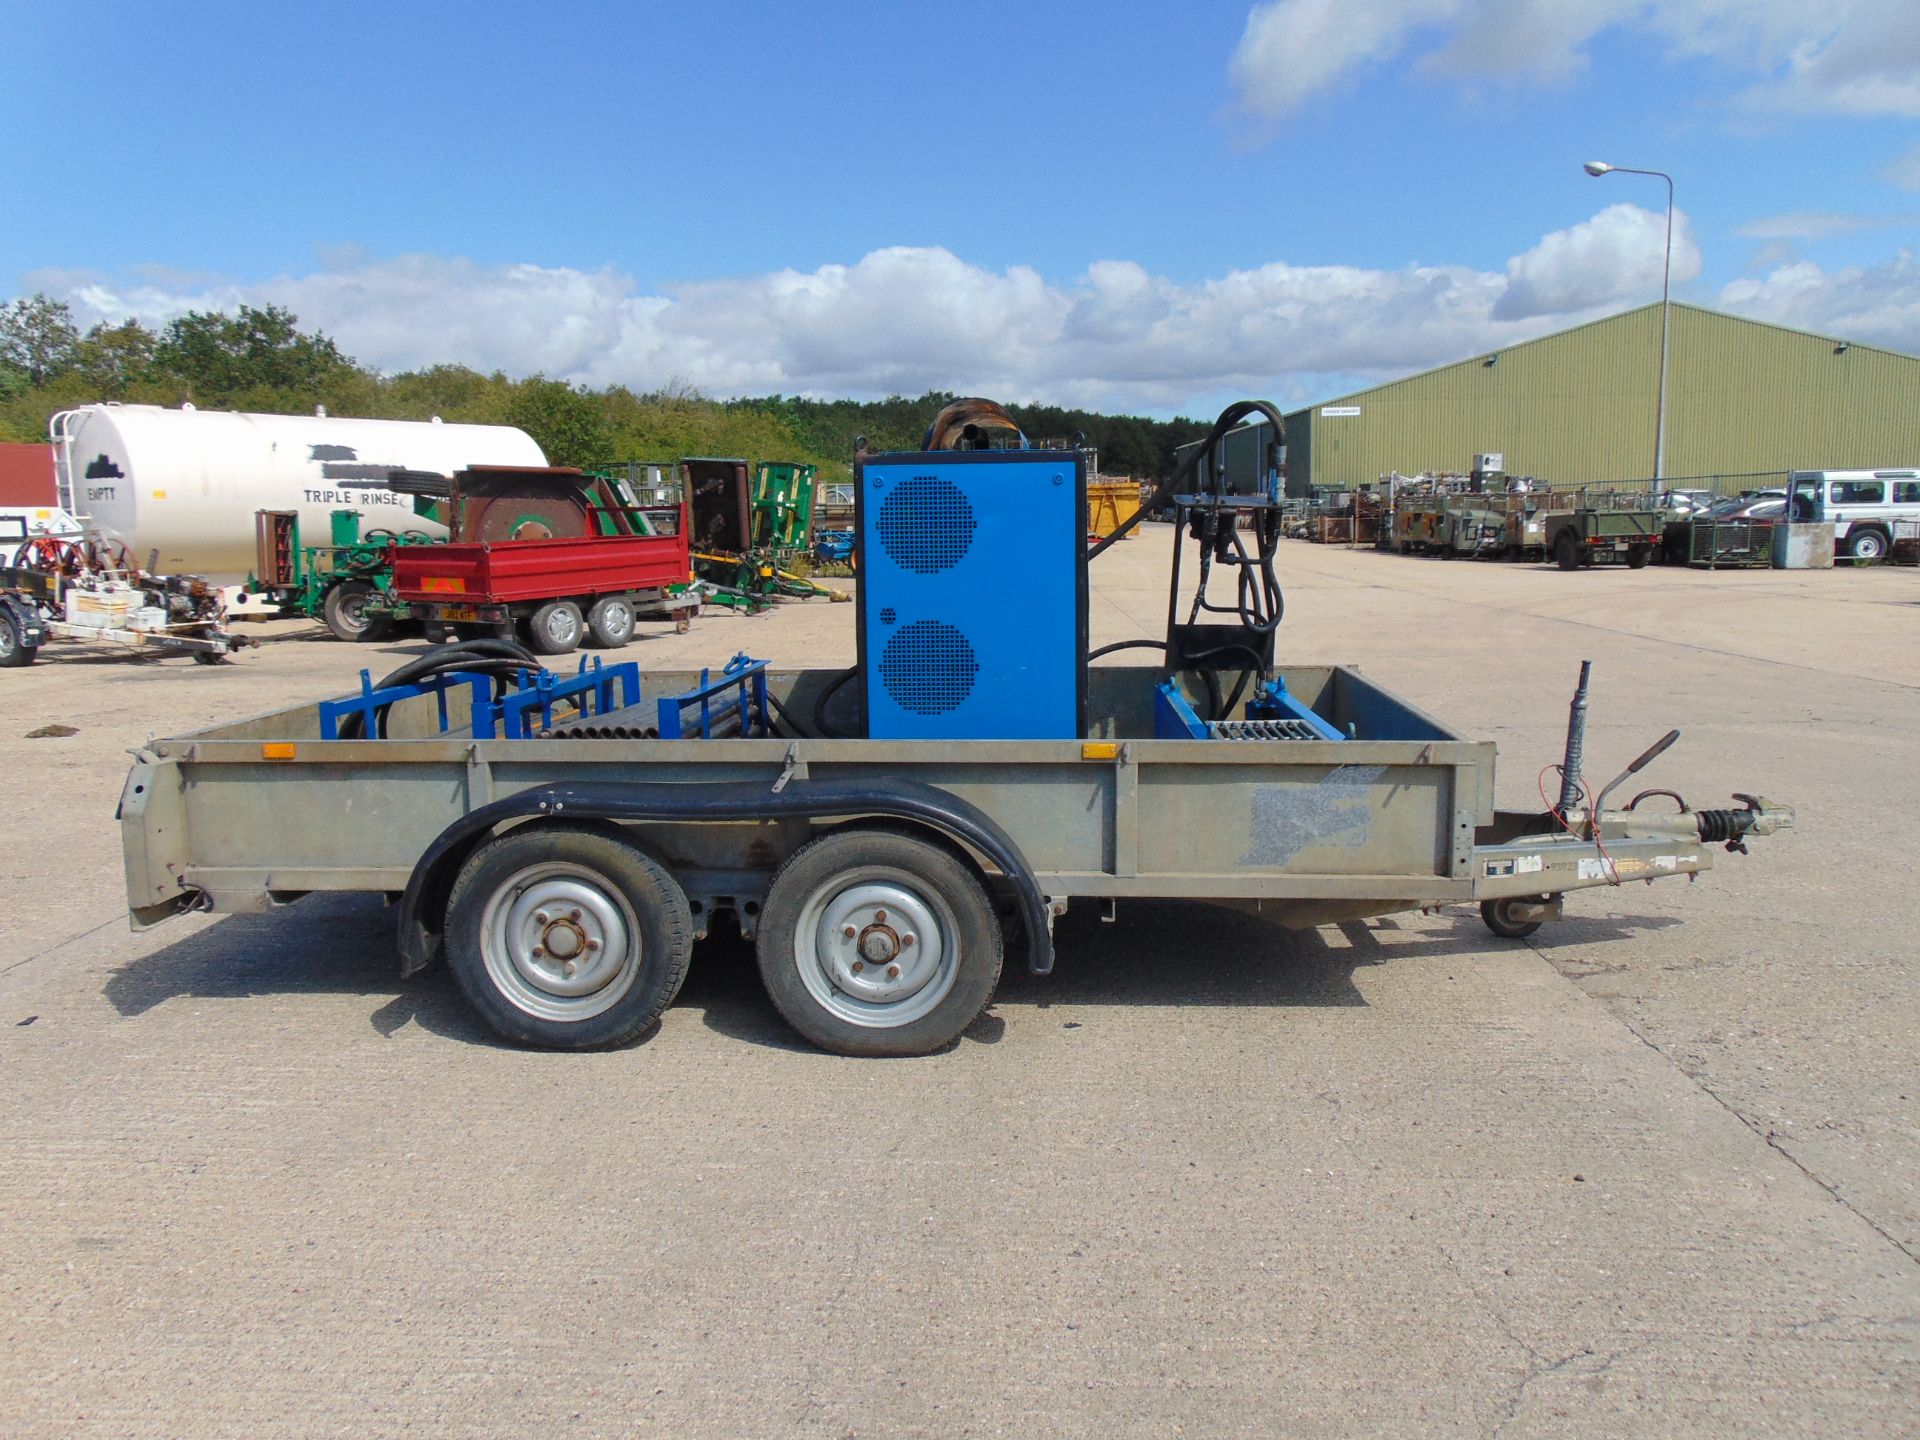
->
[4,0,1917,415]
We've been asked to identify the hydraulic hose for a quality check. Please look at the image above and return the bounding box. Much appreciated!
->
[1088,399,1290,561]
[765,686,814,739]
[1085,638,1224,721]
[1085,401,1292,723]
[812,666,860,739]
[338,638,541,739]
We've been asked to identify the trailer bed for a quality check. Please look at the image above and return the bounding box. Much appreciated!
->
[390,532,690,606]
[123,663,1752,925]
[116,659,1794,1053]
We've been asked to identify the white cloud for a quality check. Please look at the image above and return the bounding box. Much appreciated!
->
[1229,0,1920,122]
[1420,0,1635,84]
[1496,203,1700,320]
[1229,0,1461,121]
[1718,250,1920,351]
[32,214,1916,417]
[1726,0,1920,117]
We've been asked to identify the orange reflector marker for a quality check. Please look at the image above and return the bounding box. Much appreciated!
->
[262,743,297,760]
[1081,742,1119,761]
[422,577,466,593]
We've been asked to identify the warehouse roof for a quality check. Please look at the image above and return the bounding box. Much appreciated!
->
[1306,302,1920,411]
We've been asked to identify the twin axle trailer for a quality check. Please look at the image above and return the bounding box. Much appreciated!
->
[114,401,1790,1056]
[118,659,1791,1056]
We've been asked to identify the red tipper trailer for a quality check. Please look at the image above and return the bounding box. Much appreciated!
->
[391,529,695,655]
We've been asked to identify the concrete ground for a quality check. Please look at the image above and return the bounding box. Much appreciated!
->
[1,532,1914,1437]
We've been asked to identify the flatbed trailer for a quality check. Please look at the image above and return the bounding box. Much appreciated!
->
[1542,505,1667,570]
[118,660,1791,1056]
[3,553,252,669]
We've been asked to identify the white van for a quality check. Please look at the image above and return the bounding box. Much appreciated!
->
[1785,470,1920,561]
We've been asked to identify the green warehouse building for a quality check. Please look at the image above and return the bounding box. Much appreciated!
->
[1184,303,1920,494]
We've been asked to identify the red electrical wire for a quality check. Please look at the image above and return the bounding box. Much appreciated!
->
[1538,763,1620,885]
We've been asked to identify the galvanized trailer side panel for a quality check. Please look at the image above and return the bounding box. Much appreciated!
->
[121,665,1495,925]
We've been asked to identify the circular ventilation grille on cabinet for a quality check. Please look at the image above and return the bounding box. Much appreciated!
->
[879,621,979,716]
[874,478,977,573]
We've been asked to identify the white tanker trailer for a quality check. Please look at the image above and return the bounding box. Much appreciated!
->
[50,404,547,580]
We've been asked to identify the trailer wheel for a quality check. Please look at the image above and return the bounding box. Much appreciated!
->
[323,581,392,643]
[445,825,694,1049]
[0,611,36,667]
[1481,896,1547,940]
[586,596,636,648]
[526,600,584,655]
[1553,531,1581,571]
[757,829,1003,1057]
[1625,545,1652,569]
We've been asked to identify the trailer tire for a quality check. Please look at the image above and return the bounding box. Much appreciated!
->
[1553,531,1581,571]
[0,611,35,667]
[445,825,694,1049]
[1626,545,1652,569]
[526,600,584,655]
[586,596,636,648]
[1481,896,1547,940]
[757,829,1003,1057]
[323,581,392,643]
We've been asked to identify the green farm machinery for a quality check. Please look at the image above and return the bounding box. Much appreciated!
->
[250,508,436,642]
[683,457,845,613]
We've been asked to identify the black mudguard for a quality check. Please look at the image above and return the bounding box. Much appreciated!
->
[396,777,1054,978]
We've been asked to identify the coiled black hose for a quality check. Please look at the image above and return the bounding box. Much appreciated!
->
[812,666,860,739]
[337,638,541,739]
[765,687,814,739]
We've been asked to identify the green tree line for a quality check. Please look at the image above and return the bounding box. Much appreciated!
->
[0,293,1207,481]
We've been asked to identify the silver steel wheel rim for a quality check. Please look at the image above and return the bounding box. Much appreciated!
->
[545,607,580,645]
[1856,533,1884,558]
[602,602,633,640]
[338,591,369,629]
[477,861,642,1022]
[792,868,958,1029]
[0,624,13,658]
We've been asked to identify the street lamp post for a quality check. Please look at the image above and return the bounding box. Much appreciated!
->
[1584,160,1673,484]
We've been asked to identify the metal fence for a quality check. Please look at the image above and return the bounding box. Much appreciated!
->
[1688,518,1778,569]
[1894,518,1920,566]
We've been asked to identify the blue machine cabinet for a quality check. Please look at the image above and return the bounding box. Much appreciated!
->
[855,450,1087,739]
